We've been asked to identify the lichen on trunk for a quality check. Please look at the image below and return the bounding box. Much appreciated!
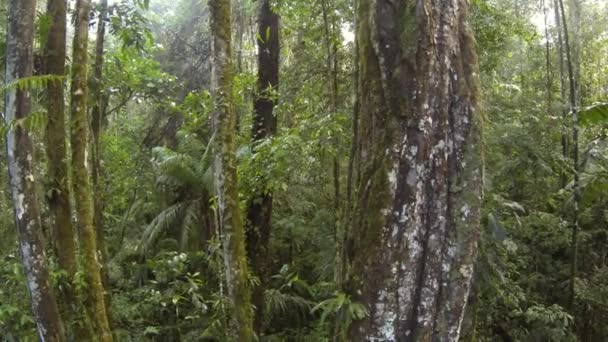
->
[348,0,482,340]
[5,0,66,339]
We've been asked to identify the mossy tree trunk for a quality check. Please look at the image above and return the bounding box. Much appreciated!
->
[209,0,254,340]
[69,0,113,340]
[44,0,89,337]
[91,0,108,274]
[90,0,112,324]
[246,0,279,335]
[347,0,482,340]
[5,0,66,339]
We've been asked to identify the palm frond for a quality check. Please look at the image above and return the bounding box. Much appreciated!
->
[179,200,201,251]
[138,202,185,255]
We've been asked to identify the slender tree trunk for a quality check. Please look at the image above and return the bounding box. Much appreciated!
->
[70,0,113,340]
[44,1,91,337]
[321,0,341,214]
[348,0,482,340]
[5,0,66,339]
[321,0,346,289]
[344,0,360,289]
[246,0,279,335]
[567,0,581,106]
[90,0,112,326]
[543,0,553,117]
[91,0,108,271]
[209,0,254,339]
[558,0,580,312]
[555,0,569,188]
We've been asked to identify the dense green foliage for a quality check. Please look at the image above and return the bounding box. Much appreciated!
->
[0,0,607,340]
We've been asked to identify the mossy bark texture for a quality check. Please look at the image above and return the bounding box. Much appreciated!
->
[209,0,254,340]
[44,0,84,328]
[348,0,482,340]
[69,0,114,340]
[5,0,66,340]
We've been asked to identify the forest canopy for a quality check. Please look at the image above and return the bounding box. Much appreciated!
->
[0,0,607,341]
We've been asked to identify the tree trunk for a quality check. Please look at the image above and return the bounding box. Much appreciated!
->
[44,0,91,337]
[246,0,279,335]
[70,0,113,340]
[91,0,108,272]
[567,0,581,106]
[554,0,569,189]
[348,0,482,340]
[558,0,580,312]
[90,0,112,326]
[209,0,254,340]
[5,0,66,339]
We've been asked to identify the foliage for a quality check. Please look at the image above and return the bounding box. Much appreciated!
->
[1,0,608,340]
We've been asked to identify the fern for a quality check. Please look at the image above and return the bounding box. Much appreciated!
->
[2,75,65,93]
[0,111,48,136]
[311,292,369,339]
[265,288,313,317]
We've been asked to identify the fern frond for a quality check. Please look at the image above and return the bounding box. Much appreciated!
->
[2,75,65,93]
[152,146,203,190]
[0,111,48,136]
[264,288,314,321]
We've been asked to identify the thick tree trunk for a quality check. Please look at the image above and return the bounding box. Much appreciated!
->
[348,0,482,340]
[209,0,254,340]
[246,0,279,335]
[69,0,113,340]
[5,0,66,339]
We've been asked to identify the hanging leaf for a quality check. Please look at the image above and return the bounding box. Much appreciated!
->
[578,102,608,126]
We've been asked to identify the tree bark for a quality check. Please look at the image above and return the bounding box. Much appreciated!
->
[90,0,112,326]
[348,0,482,340]
[5,0,66,339]
[44,0,78,297]
[554,0,569,188]
[44,0,91,337]
[70,0,113,340]
[246,0,279,335]
[209,0,254,340]
[91,0,108,271]
[558,0,580,312]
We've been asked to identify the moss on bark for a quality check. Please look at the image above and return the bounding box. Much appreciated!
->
[210,0,254,340]
[69,0,113,340]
